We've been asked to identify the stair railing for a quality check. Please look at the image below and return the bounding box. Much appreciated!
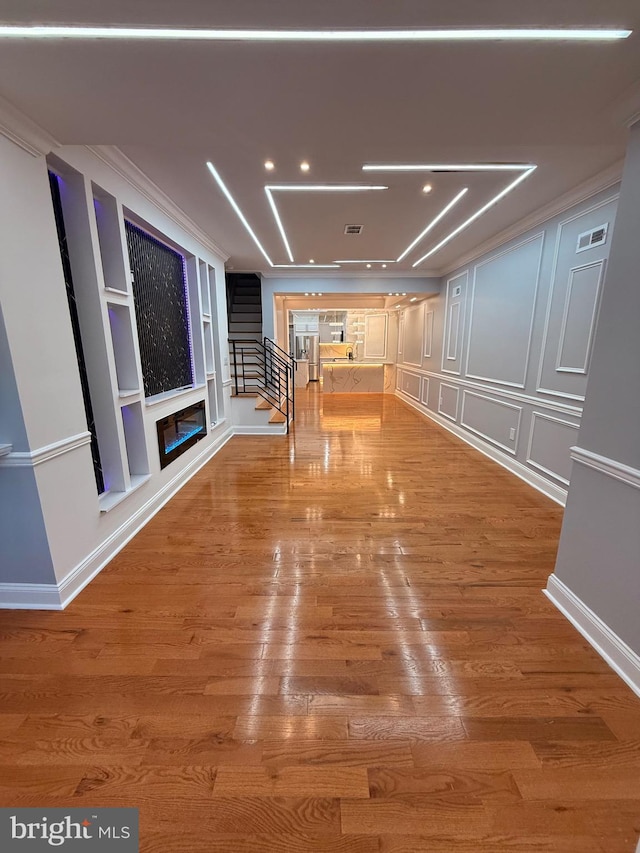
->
[229,338,295,432]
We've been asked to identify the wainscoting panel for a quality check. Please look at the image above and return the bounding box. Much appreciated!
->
[438,382,459,421]
[441,271,467,375]
[460,390,522,455]
[527,411,580,485]
[556,260,604,374]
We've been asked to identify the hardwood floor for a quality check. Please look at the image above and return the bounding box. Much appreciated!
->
[1,388,639,852]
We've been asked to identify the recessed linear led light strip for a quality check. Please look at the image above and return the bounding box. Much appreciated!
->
[332,260,396,264]
[206,162,274,267]
[265,183,388,263]
[396,187,468,262]
[0,27,631,41]
[362,162,537,266]
[413,166,536,266]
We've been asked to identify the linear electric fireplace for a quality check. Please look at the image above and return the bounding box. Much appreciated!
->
[156,401,207,469]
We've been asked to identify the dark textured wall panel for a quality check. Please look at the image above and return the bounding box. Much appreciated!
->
[125,222,192,398]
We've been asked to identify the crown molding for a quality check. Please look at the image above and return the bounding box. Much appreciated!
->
[0,94,58,157]
[86,145,230,262]
[439,160,624,277]
[261,269,440,280]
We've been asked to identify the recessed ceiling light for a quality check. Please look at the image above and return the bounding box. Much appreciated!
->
[402,293,407,296]
[422,184,433,194]
[206,162,273,267]
[311,292,316,296]
[309,259,315,264]
[318,293,323,296]
[0,27,630,41]
[300,161,310,173]
[382,264,387,269]
[366,264,372,269]
[264,160,275,171]
[412,166,536,266]
[304,292,309,296]
[410,297,418,302]
[388,292,393,296]
[397,188,468,262]
[395,304,401,308]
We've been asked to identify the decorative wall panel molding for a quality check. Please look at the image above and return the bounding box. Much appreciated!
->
[571,446,640,490]
[537,195,619,401]
[424,309,434,358]
[0,432,92,468]
[466,233,544,389]
[527,412,580,485]
[420,377,430,406]
[556,260,605,374]
[438,382,459,421]
[460,390,522,455]
[442,272,467,375]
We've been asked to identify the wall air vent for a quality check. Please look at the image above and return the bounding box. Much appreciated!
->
[576,223,608,254]
[344,224,363,235]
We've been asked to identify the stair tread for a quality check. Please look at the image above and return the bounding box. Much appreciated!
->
[269,410,287,424]
[255,398,272,410]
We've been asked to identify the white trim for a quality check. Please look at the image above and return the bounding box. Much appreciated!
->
[441,272,467,375]
[397,390,567,505]
[536,194,619,399]
[555,260,605,375]
[545,574,640,698]
[88,146,229,262]
[465,232,545,389]
[420,368,583,417]
[232,424,287,435]
[446,302,460,361]
[0,93,58,156]
[571,446,640,490]
[222,378,233,387]
[420,377,430,406]
[0,432,92,468]
[0,426,234,610]
[398,369,422,401]
[526,412,580,486]
[438,382,460,421]
[460,390,522,456]
[402,303,424,367]
[424,309,434,358]
[0,583,62,611]
[440,163,622,277]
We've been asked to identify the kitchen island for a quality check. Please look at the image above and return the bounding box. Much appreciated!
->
[322,362,386,393]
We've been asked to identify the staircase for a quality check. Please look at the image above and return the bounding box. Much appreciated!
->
[226,273,262,348]
[225,274,294,433]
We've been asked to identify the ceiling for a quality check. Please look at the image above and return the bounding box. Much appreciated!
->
[1,1,639,277]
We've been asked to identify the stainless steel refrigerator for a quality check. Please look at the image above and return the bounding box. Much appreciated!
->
[295,334,320,381]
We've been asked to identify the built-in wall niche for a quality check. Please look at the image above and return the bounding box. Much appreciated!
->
[156,400,207,469]
[121,401,149,477]
[207,378,218,426]
[92,184,129,294]
[107,303,141,394]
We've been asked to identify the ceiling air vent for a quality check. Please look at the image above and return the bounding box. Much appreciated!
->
[344,224,363,235]
[576,223,608,254]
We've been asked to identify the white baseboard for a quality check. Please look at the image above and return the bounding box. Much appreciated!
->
[0,583,62,610]
[233,424,287,435]
[545,574,640,698]
[397,391,567,506]
[0,425,233,610]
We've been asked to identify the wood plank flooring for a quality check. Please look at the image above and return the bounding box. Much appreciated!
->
[1,388,639,852]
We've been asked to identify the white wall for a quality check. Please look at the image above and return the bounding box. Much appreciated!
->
[394,185,619,505]
[0,137,233,607]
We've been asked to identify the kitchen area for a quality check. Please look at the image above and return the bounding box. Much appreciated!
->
[290,309,397,393]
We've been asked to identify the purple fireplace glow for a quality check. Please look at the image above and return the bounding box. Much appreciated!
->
[156,401,206,469]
